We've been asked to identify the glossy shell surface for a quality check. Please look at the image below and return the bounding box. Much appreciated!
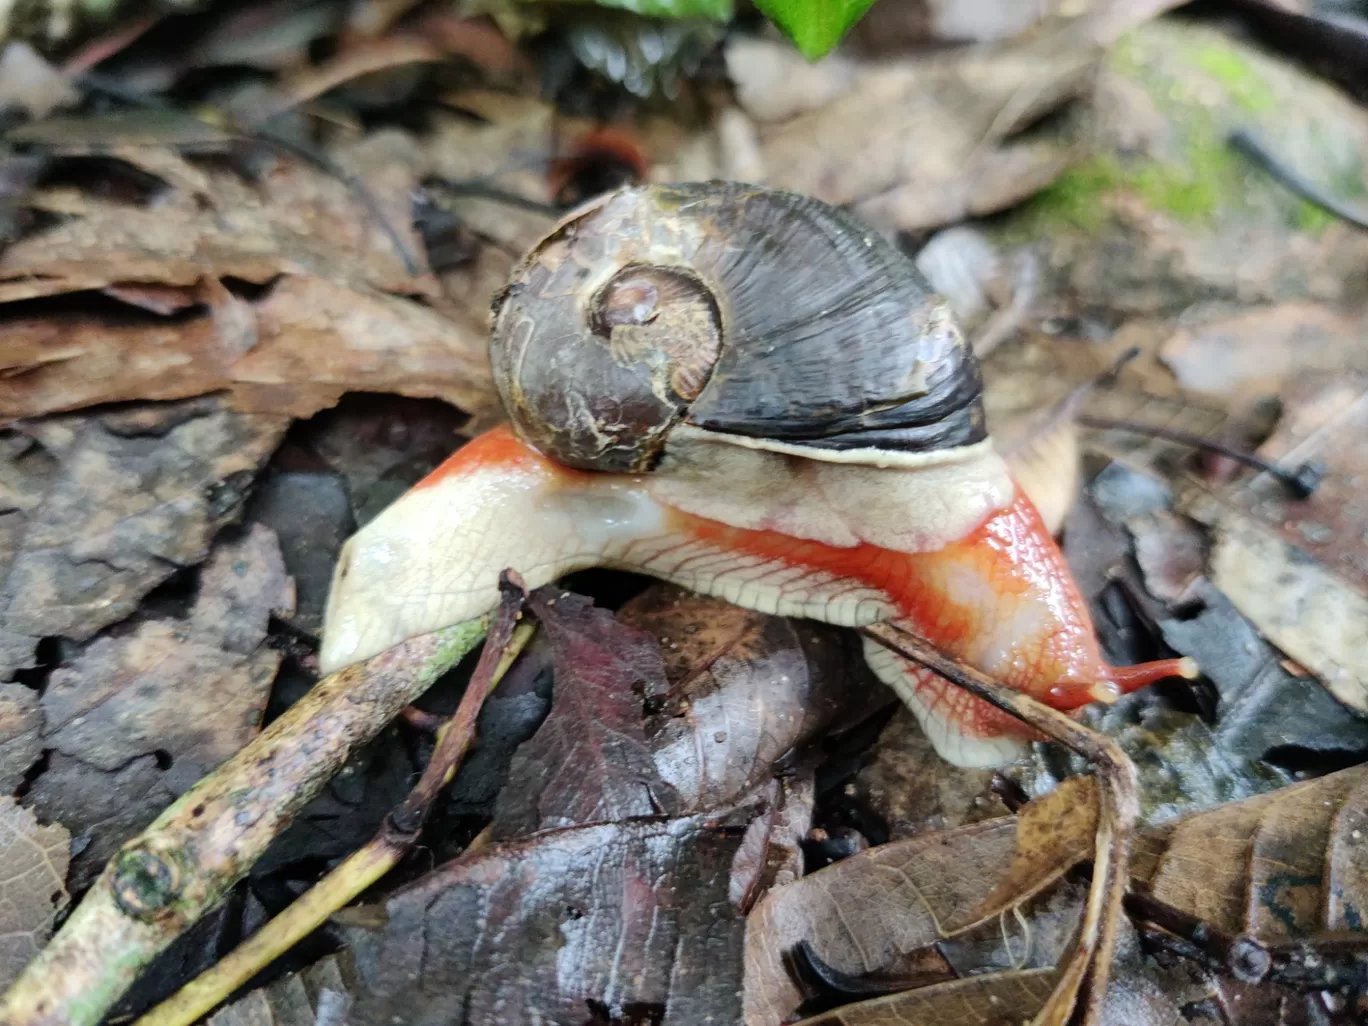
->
[490,181,985,472]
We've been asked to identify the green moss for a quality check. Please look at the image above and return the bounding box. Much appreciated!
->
[1017,134,1237,233]
[1193,44,1276,113]
[1018,156,1124,233]
[1295,200,1337,235]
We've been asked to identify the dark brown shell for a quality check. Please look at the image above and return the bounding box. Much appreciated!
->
[490,181,985,472]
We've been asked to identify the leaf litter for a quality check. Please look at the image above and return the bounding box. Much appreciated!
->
[4,1,1368,1023]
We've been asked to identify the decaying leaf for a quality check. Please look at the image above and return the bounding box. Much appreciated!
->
[300,393,469,528]
[0,796,68,991]
[0,684,40,793]
[491,586,682,836]
[26,524,294,886]
[1133,764,1368,940]
[0,397,289,681]
[620,584,889,812]
[343,811,761,1026]
[853,707,1007,842]
[743,776,1099,1025]
[1181,486,1368,716]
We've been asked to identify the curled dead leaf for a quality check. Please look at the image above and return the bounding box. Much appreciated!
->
[744,776,1099,1025]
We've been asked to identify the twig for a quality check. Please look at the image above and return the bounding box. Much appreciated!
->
[1126,891,1270,983]
[860,623,1140,1026]
[1230,128,1368,232]
[1078,415,1324,499]
[136,573,532,1026]
[0,619,490,1026]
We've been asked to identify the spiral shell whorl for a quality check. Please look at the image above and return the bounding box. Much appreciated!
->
[490,182,986,473]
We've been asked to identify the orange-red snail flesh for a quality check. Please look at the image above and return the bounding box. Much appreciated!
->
[321,182,1194,768]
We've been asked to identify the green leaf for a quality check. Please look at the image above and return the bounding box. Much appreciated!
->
[752,0,877,59]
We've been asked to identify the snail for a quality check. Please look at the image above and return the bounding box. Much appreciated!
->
[320,181,1193,768]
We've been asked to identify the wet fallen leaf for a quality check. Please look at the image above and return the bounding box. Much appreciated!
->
[1128,509,1206,607]
[0,397,288,681]
[1133,763,1368,940]
[620,583,890,813]
[743,776,1098,1024]
[0,684,39,793]
[0,796,68,991]
[492,586,681,835]
[248,469,353,635]
[343,811,761,1025]
[1180,395,1368,713]
[852,708,1007,842]
[1158,583,1368,770]
[302,394,468,527]
[26,524,293,886]
[1012,469,1368,824]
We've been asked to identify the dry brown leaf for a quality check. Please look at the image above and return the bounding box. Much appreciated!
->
[725,5,1182,234]
[0,135,500,422]
[1132,764,1368,939]
[266,35,445,117]
[0,397,288,681]
[0,684,40,793]
[26,524,293,887]
[726,35,1086,232]
[1159,302,1368,403]
[743,776,1099,1025]
[231,274,494,418]
[791,967,1061,1026]
[0,796,69,991]
[1,151,419,298]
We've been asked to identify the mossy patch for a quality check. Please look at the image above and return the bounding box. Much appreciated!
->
[1009,22,1368,238]
[1192,44,1276,113]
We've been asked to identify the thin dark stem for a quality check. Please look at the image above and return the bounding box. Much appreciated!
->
[1078,415,1323,498]
[389,570,526,835]
[1126,890,1270,983]
[859,622,1139,1026]
[1230,129,1368,232]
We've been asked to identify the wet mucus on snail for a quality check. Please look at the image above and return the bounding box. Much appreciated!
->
[490,181,986,476]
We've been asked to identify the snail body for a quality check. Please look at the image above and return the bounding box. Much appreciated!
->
[321,182,1190,767]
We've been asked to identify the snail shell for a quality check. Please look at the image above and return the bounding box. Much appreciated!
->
[490,181,985,473]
